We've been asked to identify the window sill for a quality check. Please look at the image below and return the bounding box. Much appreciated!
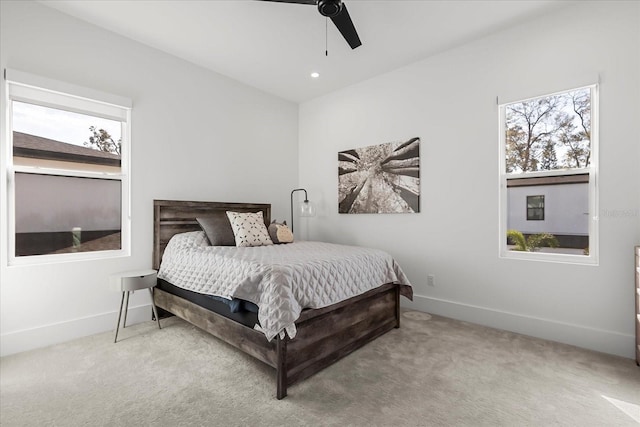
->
[8,249,130,267]
[499,249,598,266]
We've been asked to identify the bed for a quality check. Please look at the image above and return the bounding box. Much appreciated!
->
[152,199,413,399]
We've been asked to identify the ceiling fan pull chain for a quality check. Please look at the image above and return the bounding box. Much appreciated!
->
[325,17,328,56]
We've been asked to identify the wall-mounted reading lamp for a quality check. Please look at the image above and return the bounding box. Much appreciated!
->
[290,188,316,234]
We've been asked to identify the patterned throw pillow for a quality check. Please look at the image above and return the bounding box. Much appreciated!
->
[226,211,274,247]
[268,220,294,244]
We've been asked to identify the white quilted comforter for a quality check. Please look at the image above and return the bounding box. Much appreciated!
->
[157,231,412,341]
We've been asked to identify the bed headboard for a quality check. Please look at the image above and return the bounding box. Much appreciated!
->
[153,200,271,269]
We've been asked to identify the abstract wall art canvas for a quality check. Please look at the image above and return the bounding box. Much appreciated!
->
[338,137,420,214]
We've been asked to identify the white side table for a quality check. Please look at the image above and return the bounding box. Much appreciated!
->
[112,269,161,343]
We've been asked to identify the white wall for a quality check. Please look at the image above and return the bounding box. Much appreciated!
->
[299,1,640,358]
[0,1,298,356]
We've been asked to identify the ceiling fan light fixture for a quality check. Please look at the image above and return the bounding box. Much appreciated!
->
[317,0,342,18]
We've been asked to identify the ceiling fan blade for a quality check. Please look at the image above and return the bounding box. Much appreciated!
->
[260,0,363,49]
[330,3,361,49]
[259,0,316,5]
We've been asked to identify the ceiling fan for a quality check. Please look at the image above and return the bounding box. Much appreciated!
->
[260,0,362,49]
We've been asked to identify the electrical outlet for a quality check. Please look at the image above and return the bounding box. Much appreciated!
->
[427,274,435,286]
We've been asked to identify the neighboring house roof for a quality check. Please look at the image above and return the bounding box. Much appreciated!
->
[507,173,588,188]
[13,131,121,167]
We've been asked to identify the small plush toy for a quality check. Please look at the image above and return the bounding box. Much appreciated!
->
[268,220,294,244]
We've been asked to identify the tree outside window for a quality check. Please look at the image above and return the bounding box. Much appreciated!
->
[505,88,591,174]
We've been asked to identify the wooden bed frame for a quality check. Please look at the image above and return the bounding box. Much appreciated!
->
[152,199,410,399]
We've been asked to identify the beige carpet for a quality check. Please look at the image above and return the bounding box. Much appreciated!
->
[1,310,639,426]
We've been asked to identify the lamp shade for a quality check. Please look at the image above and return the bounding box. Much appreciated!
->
[300,200,316,217]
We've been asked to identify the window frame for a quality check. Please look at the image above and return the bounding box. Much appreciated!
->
[526,195,545,221]
[3,69,132,266]
[498,84,599,265]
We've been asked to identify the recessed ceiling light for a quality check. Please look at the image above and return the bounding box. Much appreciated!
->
[310,72,320,78]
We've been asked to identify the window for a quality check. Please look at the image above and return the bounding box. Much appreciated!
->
[3,70,131,265]
[526,195,545,221]
[499,85,598,264]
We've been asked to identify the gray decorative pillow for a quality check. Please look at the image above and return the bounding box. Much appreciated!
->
[226,211,273,247]
[268,220,294,244]
[196,214,236,246]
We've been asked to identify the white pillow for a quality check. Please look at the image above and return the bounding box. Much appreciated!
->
[226,211,274,247]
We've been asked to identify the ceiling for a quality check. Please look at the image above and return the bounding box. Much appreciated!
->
[41,0,568,103]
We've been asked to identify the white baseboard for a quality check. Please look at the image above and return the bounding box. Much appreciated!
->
[0,304,152,357]
[402,293,635,359]
[3,296,634,360]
